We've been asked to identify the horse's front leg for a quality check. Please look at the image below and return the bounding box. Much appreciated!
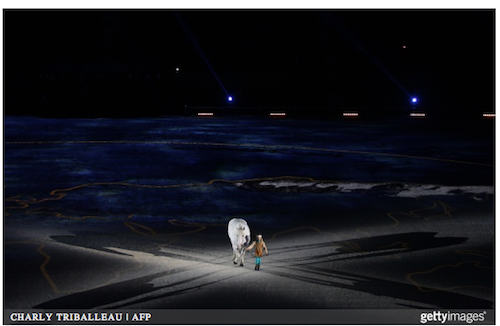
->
[239,248,245,266]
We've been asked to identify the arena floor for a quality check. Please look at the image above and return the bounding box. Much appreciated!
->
[3,115,494,321]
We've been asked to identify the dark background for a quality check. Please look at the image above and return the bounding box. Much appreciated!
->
[4,9,495,118]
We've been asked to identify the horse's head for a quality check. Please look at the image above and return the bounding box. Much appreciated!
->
[236,226,250,251]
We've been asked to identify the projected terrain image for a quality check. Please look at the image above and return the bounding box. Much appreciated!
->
[4,116,494,310]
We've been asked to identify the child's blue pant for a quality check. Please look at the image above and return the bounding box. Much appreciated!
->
[255,257,261,265]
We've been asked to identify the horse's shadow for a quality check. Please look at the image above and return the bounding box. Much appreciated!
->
[269,231,467,263]
[32,231,492,309]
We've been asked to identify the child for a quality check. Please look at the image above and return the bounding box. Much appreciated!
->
[245,234,268,270]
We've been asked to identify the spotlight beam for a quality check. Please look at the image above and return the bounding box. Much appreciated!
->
[174,13,230,97]
[329,14,412,99]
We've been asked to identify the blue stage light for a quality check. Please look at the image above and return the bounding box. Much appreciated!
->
[412,97,418,103]
[228,96,233,102]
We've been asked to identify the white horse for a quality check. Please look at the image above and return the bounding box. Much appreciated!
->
[227,218,251,266]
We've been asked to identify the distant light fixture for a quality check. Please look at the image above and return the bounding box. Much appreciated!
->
[483,113,495,118]
[343,112,359,117]
[411,97,418,104]
[410,112,426,118]
[198,112,214,116]
[175,67,180,73]
[270,112,286,117]
[227,96,233,102]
